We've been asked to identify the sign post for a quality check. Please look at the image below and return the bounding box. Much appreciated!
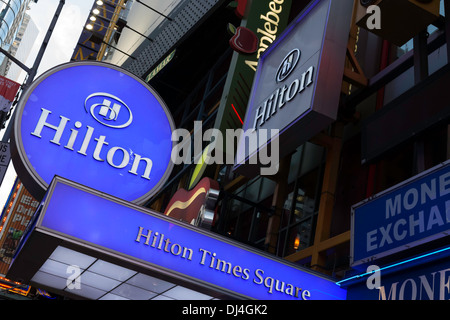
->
[0,142,10,185]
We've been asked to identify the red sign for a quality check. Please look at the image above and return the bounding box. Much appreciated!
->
[0,75,20,112]
[235,0,248,18]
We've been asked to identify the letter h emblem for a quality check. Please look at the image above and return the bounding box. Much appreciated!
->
[99,98,121,121]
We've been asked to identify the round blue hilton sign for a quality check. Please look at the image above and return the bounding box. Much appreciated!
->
[12,62,175,204]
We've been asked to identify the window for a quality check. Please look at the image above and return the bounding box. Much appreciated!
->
[396,0,445,58]
[277,143,325,257]
[215,176,274,250]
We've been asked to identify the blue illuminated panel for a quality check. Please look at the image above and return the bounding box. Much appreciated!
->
[341,248,450,300]
[38,178,346,300]
[13,62,174,204]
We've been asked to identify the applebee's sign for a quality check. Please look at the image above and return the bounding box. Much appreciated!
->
[11,62,175,204]
[229,26,258,55]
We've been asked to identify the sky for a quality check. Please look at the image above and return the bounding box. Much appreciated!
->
[24,0,92,77]
[0,0,92,209]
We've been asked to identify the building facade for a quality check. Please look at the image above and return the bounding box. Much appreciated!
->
[0,0,37,76]
[2,0,449,300]
[79,0,448,299]
[105,0,448,270]
[3,13,38,81]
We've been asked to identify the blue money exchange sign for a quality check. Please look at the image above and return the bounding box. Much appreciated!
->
[351,161,450,266]
[12,62,175,204]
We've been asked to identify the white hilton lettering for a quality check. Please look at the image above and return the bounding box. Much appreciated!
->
[31,107,153,180]
[252,65,314,131]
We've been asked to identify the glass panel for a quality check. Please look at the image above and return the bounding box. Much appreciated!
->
[280,164,321,256]
[290,220,314,252]
[299,143,324,177]
[396,0,445,58]
[163,286,212,300]
[31,271,67,290]
[151,294,175,300]
[39,259,74,279]
[242,177,261,204]
[80,271,121,291]
[10,0,22,14]
[100,293,129,300]
[278,219,314,257]
[89,259,137,281]
[65,283,106,300]
[111,283,157,300]
[126,273,175,293]
[428,0,445,36]
[49,246,96,269]
[287,145,303,184]
[256,177,276,203]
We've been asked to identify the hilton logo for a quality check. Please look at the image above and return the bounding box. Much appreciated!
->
[85,93,133,129]
[30,93,153,180]
[276,49,301,83]
[253,48,314,130]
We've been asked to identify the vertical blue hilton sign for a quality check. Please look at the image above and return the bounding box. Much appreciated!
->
[11,61,175,204]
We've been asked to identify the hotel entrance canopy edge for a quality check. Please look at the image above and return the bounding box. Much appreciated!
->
[6,176,346,300]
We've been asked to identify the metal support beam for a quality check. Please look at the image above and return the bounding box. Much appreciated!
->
[445,0,450,63]
[2,0,65,143]
[0,48,31,75]
[25,0,65,88]
[264,156,291,254]
[90,16,154,42]
[123,24,154,42]
[135,0,173,21]
[343,43,368,88]
[100,39,136,60]
[413,30,429,85]
[310,122,343,274]
[412,30,429,174]
[447,125,450,160]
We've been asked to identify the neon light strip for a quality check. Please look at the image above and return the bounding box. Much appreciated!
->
[336,246,450,287]
[231,104,244,125]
